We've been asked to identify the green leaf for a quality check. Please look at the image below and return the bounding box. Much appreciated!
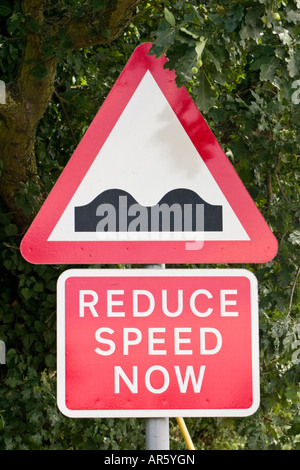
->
[164,7,175,27]
[21,287,33,300]
[5,376,23,388]
[25,15,40,33]
[101,27,110,38]
[286,385,300,403]
[30,63,48,80]
[180,27,198,39]
[286,9,300,23]
[4,223,18,236]
[7,12,24,34]
[92,0,106,11]
[259,57,280,82]
[33,282,43,293]
[194,70,217,113]
[195,39,207,61]
[0,5,11,17]
[288,230,300,245]
[153,27,176,48]
[287,53,300,78]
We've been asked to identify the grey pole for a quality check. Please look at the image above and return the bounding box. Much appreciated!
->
[144,264,169,450]
[146,417,170,450]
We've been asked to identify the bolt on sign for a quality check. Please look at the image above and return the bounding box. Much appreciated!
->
[57,269,259,418]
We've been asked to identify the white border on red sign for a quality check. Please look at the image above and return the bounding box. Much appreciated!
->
[56,268,259,418]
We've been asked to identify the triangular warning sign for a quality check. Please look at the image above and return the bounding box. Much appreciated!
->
[20,43,277,264]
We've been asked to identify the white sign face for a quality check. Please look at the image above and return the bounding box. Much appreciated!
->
[49,71,248,243]
[57,268,260,418]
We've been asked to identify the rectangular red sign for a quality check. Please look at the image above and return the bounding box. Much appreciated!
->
[57,269,259,417]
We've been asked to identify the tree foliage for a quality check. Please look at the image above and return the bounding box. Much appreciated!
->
[0,0,299,450]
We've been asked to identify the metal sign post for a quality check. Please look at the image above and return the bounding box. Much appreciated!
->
[144,264,169,450]
[146,417,169,450]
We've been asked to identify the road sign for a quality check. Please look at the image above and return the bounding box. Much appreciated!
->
[57,268,259,418]
[20,42,277,264]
